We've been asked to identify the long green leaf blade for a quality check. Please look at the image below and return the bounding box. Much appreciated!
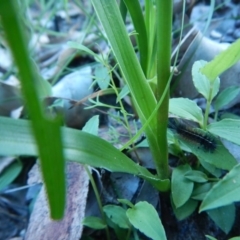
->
[124,0,148,74]
[91,0,156,120]
[90,0,166,177]
[0,0,65,219]
[0,117,170,192]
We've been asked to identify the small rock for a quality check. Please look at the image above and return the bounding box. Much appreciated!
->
[51,66,93,128]
[233,28,240,39]
[210,30,222,40]
[235,19,240,28]
[221,35,235,43]
[226,28,234,36]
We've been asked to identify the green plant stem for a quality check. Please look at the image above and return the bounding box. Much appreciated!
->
[214,110,218,121]
[124,0,148,75]
[108,69,134,142]
[207,177,219,182]
[144,0,157,78]
[84,166,110,240]
[119,0,127,22]
[204,100,211,128]
[90,0,163,177]
[144,0,151,38]
[120,0,185,157]
[204,84,215,128]
[126,225,132,240]
[133,228,140,240]
[155,0,173,179]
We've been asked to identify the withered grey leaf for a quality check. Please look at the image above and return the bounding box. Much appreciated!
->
[25,162,89,240]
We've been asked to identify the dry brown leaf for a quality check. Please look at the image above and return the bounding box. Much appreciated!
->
[25,162,89,240]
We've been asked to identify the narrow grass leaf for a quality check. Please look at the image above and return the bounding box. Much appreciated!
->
[67,41,103,63]
[123,0,148,74]
[0,117,170,192]
[90,0,162,173]
[35,118,66,219]
[0,0,65,219]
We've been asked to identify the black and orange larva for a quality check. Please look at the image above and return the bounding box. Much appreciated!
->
[168,119,217,152]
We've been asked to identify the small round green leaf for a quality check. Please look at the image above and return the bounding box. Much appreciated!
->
[169,98,203,126]
[185,170,208,183]
[126,201,166,240]
[67,41,103,63]
[208,119,240,146]
[171,198,198,221]
[82,216,106,230]
[171,164,193,208]
[95,65,111,90]
[205,235,218,240]
[82,115,99,136]
[192,182,215,201]
[192,60,220,100]
[229,237,240,240]
[207,204,235,234]
[103,205,130,229]
[214,86,240,111]
[200,163,240,212]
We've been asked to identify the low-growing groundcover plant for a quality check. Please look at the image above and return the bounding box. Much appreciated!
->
[1,0,240,239]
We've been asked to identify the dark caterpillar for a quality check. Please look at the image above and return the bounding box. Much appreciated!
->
[168,119,217,153]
